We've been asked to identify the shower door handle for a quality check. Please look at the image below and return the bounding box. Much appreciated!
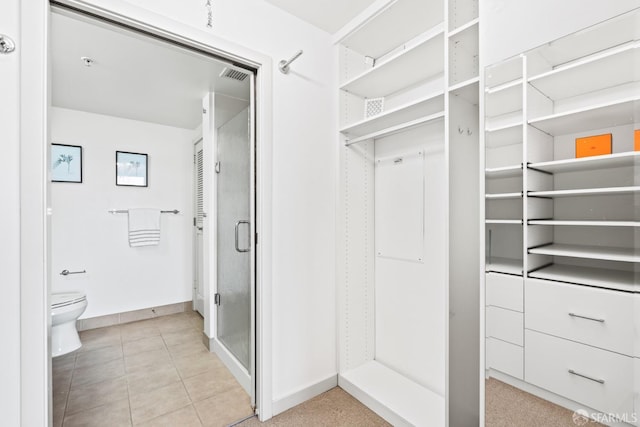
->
[234,220,250,253]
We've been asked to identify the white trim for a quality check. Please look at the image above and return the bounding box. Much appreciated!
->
[22,0,275,422]
[21,1,50,426]
[271,375,338,416]
[211,337,251,394]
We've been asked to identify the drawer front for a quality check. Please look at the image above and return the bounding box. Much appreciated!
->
[525,278,634,356]
[525,330,634,416]
[486,306,523,346]
[486,337,523,380]
[486,273,523,312]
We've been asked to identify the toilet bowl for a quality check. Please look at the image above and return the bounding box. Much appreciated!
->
[51,292,87,357]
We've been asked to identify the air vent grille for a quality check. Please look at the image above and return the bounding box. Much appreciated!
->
[220,67,249,82]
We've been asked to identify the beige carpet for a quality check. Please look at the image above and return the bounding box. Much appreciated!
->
[486,378,605,427]
[236,387,391,427]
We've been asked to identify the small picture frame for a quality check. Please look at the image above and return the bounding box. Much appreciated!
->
[116,151,148,187]
[51,143,83,183]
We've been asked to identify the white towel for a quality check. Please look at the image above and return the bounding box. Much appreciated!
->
[128,208,161,247]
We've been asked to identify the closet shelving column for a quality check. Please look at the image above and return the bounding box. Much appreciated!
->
[523,14,640,291]
[483,55,526,380]
[519,11,640,418]
[447,0,482,424]
[336,0,447,425]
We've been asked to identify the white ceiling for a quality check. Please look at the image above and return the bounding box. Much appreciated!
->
[264,0,378,33]
[51,11,250,130]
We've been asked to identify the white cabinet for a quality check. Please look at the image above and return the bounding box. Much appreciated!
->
[483,7,640,424]
[525,330,634,417]
[526,278,634,356]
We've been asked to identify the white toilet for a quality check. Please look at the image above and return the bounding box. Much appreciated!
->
[51,292,87,357]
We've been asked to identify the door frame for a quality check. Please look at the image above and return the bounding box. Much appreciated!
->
[19,0,274,423]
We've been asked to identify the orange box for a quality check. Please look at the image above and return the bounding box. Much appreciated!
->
[635,130,640,151]
[575,134,612,158]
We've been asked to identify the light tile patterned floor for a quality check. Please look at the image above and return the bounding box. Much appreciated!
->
[52,311,253,427]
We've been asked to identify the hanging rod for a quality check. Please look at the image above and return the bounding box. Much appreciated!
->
[279,50,303,74]
[108,209,179,214]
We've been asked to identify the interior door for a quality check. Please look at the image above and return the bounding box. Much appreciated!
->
[193,138,205,315]
[216,104,253,375]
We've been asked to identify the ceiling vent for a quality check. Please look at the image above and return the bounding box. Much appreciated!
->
[219,67,249,82]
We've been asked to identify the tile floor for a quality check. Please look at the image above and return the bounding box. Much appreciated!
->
[52,310,254,427]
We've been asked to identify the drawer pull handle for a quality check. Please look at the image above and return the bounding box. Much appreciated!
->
[568,313,604,323]
[568,369,605,384]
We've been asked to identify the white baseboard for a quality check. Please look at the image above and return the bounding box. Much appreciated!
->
[271,374,338,416]
[209,336,251,394]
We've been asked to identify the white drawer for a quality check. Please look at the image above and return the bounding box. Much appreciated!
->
[486,306,523,346]
[525,330,634,417]
[486,337,523,380]
[525,278,634,356]
[486,273,523,312]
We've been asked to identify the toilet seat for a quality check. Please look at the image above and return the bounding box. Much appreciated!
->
[51,292,86,309]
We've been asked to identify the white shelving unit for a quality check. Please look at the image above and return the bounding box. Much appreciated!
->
[529,243,640,263]
[340,91,444,137]
[338,0,481,425]
[483,8,640,422]
[527,264,636,292]
[340,25,445,98]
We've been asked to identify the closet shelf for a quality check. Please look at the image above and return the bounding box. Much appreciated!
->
[486,257,523,275]
[486,192,522,200]
[339,1,444,59]
[528,220,640,227]
[448,18,479,38]
[486,78,522,95]
[485,124,522,148]
[485,82,522,118]
[486,219,522,224]
[339,361,444,427]
[344,111,445,146]
[528,42,640,100]
[485,164,522,178]
[340,25,445,98]
[486,56,523,90]
[340,92,444,137]
[528,243,640,263]
[528,151,640,174]
[528,264,637,293]
[528,186,640,198]
[449,78,479,105]
[486,120,522,134]
[528,97,640,136]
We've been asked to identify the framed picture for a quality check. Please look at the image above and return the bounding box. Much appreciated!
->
[116,151,148,187]
[51,144,82,183]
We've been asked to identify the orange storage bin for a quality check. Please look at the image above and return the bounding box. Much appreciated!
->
[635,130,640,151]
[575,134,612,158]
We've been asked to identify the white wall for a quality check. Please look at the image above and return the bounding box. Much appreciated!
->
[110,0,338,408]
[481,0,640,65]
[50,107,195,318]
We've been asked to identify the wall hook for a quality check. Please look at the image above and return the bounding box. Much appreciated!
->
[279,50,303,74]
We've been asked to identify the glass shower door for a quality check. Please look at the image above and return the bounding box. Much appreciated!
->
[216,106,252,371]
